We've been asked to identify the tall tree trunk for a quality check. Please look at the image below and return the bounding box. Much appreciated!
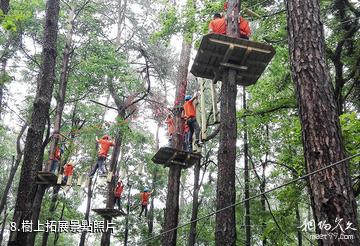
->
[0,59,7,119]
[215,1,240,244]
[0,204,8,244]
[0,124,27,215]
[243,88,251,246]
[29,8,75,244]
[0,0,9,14]
[295,204,303,246]
[100,129,123,246]
[41,186,60,246]
[79,178,93,246]
[286,0,360,244]
[161,33,192,246]
[261,126,268,246]
[187,160,201,246]
[148,124,160,241]
[124,181,131,246]
[8,1,60,245]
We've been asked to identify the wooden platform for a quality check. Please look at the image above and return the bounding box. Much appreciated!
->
[152,147,202,168]
[36,171,64,185]
[92,208,127,218]
[191,33,275,86]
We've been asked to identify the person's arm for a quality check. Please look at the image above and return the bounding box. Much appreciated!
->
[208,21,214,33]
[96,136,100,143]
[190,92,200,102]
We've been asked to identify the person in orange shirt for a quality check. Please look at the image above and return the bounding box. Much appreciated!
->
[238,16,251,40]
[165,114,175,146]
[183,93,201,152]
[62,162,74,183]
[139,188,153,218]
[89,135,114,177]
[114,180,124,210]
[208,13,226,35]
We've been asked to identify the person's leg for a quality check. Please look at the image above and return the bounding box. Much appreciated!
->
[144,205,148,217]
[139,205,145,217]
[50,159,58,173]
[98,157,106,175]
[63,175,68,183]
[193,120,201,143]
[89,160,99,177]
[187,119,195,151]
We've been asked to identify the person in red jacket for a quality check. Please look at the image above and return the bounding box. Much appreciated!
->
[208,13,226,34]
[89,135,114,177]
[139,188,153,218]
[63,162,74,183]
[183,93,201,152]
[114,180,124,210]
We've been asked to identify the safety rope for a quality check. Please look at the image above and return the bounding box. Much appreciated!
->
[136,153,360,245]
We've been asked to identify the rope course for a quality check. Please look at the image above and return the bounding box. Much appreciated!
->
[136,153,360,245]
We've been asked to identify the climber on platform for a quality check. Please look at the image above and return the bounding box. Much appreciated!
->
[223,2,251,39]
[63,162,74,183]
[89,135,114,177]
[183,93,201,152]
[208,13,226,35]
[139,188,153,219]
[114,180,124,210]
[49,133,65,174]
[165,113,175,146]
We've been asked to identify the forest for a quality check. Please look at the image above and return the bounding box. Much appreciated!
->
[0,0,359,245]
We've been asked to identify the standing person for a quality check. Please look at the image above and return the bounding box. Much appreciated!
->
[165,113,175,146]
[208,13,226,34]
[63,162,74,183]
[114,180,124,210]
[89,135,114,177]
[183,93,201,152]
[50,146,62,173]
[139,188,153,219]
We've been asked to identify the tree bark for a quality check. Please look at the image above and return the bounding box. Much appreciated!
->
[161,34,192,246]
[215,69,237,246]
[79,178,93,246]
[285,0,360,245]
[8,1,60,245]
[215,1,239,244]
[187,160,201,246]
[0,204,8,244]
[0,0,9,14]
[100,127,123,246]
[243,88,251,246]
[0,59,7,119]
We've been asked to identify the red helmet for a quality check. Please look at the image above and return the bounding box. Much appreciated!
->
[102,135,109,140]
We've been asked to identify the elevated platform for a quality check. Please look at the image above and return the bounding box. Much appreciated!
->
[92,208,127,218]
[191,33,275,86]
[36,171,65,185]
[152,147,202,168]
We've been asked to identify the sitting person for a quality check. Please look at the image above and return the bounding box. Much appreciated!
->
[209,13,226,35]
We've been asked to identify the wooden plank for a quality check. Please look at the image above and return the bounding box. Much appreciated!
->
[219,63,248,71]
[208,38,272,54]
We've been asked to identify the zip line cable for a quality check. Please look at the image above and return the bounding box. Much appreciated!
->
[136,153,360,245]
